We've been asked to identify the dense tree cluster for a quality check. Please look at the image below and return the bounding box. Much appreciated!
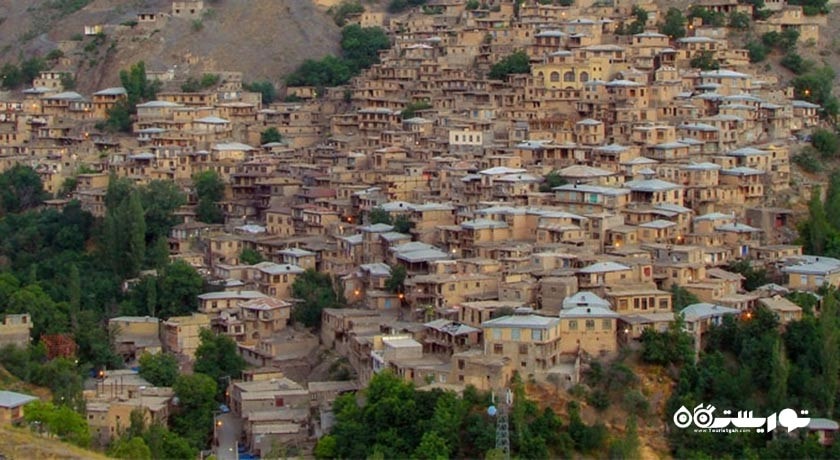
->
[317,371,606,459]
[193,170,225,224]
[798,180,840,257]
[291,269,343,328]
[286,25,391,88]
[645,285,840,458]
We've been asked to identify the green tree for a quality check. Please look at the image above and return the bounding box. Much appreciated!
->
[414,431,449,460]
[688,6,726,27]
[659,8,687,39]
[792,66,839,120]
[260,127,283,145]
[798,186,834,255]
[640,318,695,366]
[120,61,160,110]
[126,192,147,278]
[811,129,839,157]
[488,50,531,80]
[193,170,225,224]
[242,80,277,104]
[1,63,22,89]
[332,0,365,26]
[286,55,353,87]
[726,260,769,291]
[314,435,337,459]
[670,284,700,311]
[171,373,217,450]
[146,423,197,460]
[820,291,839,416]
[103,99,133,133]
[824,174,840,232]
[781,52,813,75]
[193,329,246,390]
[20,57,46,85]
[138,352,179,387]
[618,6,648,35]
[369,207,393,225]
[385,264,407,294]
[0,164,48,215]
[728,11,751,29]
[690,51,719,70]
[767,337,789,409]
[109,436,152,460]
[157,260,203,318]
[68,263,81,329]
[401,100,432,119]
[393,214,413,233]
[24,400,91,447]
[746,41,769,63]
[539,170,568,192]
[340,24,391,72]
[292,269,341,328]
[140,180,186,242]
[239,248,264,265]
[7,284,67,339]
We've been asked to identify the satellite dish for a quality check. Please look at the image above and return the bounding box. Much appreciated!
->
[487,405,497,417]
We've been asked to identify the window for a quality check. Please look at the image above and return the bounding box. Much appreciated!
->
[493,329,501,340]
[602,319,611,330]
[449,284,456,292]
[585,319,595,330]
[564,71,575,82]
[519,344,528,354]
[569,320,578,330]
[550,72,560,82]
[532,329,543,341]
[580,71,590,82]
[493,344,503,354]
[511,328,521,340]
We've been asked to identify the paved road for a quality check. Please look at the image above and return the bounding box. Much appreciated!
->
[215,412,242,460]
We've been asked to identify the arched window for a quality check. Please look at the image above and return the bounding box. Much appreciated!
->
[550,71,560,82]
[579,71,590,82]
[564,71,575,82]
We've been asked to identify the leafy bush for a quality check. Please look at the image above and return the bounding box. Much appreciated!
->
[689,50,719,70]
[659,8,687,39]
[331,0,364,26]
[781,52,813,74]
[286,25,390,87]
[688,6,726,27]
[793,148,823,173]
[746,41,768,63]
[728,11,751,29]
[180,73,220,92]
[243,80,276,104]
[401,100,432,118]
[811,128,840,158]
[488,50,530,80]
[387,0,427,13]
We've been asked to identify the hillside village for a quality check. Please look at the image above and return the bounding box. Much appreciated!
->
[1,0,840,457]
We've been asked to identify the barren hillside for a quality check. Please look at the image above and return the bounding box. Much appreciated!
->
[0,0,342,93]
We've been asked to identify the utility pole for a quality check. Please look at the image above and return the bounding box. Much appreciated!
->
[492,388,512,460]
